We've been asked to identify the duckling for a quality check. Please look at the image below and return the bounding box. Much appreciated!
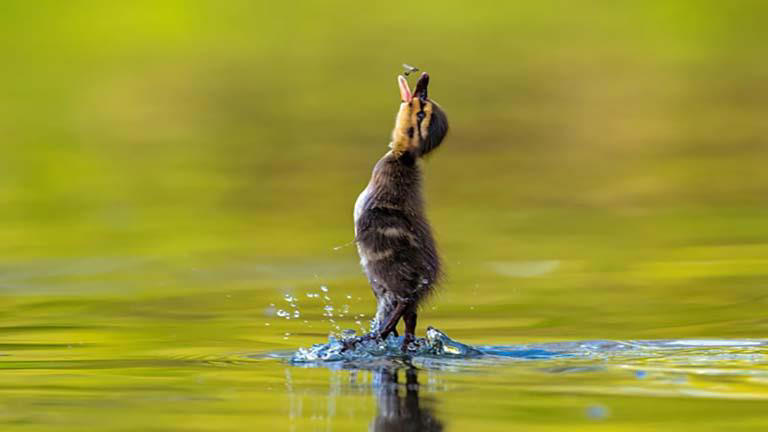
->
[350,72,449,351]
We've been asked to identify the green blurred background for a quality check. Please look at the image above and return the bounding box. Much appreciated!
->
[1,1,768,430]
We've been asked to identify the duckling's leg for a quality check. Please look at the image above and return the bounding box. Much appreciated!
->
[375,301,408,339]
[341,302,407,351]
[401,310,417,351]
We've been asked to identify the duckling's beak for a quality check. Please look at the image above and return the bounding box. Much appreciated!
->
[413,72,429,100]
[398,75,412,102]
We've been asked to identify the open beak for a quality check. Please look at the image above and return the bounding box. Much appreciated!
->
[398,75,412,102]
[413,72,429,100]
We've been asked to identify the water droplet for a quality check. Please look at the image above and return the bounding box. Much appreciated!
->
[586,405,609,420]
[293,310,300,318]
[323,305,334,318]
[320,286,329,292]
[276,309,290,318]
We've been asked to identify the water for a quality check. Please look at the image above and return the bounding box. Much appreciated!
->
[3,1,768,430]
[260,333,768,430]
[6,266,768,432]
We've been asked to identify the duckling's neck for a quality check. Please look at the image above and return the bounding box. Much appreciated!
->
[368,151,423,213]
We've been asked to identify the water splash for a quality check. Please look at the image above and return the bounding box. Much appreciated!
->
[270,284,362,335]
[291,327,484,363]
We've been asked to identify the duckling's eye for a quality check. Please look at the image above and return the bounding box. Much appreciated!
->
[417,112,426,121]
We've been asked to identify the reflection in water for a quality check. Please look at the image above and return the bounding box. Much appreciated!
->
[371,367,443,432]
[285,361,443,431]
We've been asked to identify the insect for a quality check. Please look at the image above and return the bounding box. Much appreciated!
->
[402,63,420,76]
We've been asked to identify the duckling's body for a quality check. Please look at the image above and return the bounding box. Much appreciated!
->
[352,73,448,349]
[354,150,439,339]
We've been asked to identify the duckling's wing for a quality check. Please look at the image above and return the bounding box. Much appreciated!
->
[355,207,439,299]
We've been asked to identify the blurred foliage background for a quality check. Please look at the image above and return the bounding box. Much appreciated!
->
[1,0,768,352]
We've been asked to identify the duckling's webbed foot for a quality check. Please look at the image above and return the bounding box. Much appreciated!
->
[341,332,377,351]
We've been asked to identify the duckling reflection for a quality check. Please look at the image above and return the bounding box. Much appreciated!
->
[371,367,443,432]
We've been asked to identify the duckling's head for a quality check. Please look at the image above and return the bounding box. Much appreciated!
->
[390,72,449,159]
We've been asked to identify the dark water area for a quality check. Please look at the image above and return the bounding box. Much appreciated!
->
[2,1,768,430]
